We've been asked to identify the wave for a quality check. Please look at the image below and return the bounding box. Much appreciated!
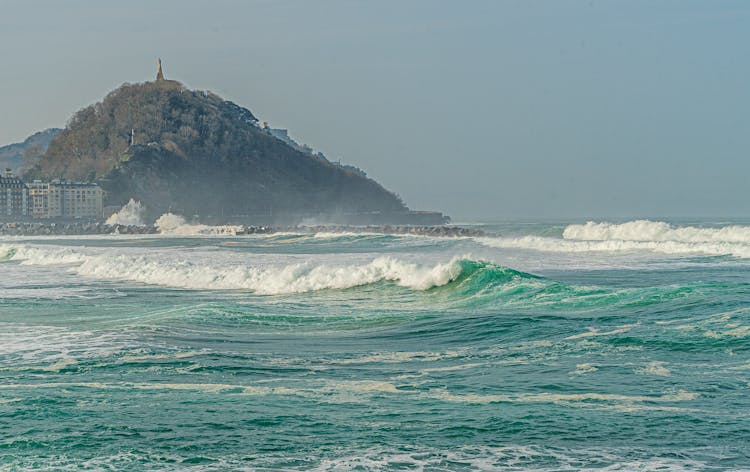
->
[477,235,750,258]
[154,213,245,236]
[4,243,730,312]
[309,445,709,472]
[0,323,134,364]
[564,220,750,244]
[2,244,89,265]
[2,241,548,296]
[0,445,711,471]
[105,199,146,226]
[2,244,502,294]
[0,246,17,261]
[475,220,750,258]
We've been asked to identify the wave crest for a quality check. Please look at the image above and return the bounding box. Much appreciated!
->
[480,235,750,258]
[563,220,750,244]
[478,220,750,259]
[3,244,494,294]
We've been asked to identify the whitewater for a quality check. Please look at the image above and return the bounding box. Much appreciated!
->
[1,219,749,470]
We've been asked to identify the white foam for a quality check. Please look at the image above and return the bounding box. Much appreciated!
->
[0,323,133,364]
[477,235,750,258]
[1,445,710,471]
[309,445,709,472]
[154,212,244,236]
[105,199,146,226]
[322,380,400,394]
[312,231,378,239]
[42,358,78,372]
[2,244,88,266]
[425,388,698,405]
[564,220,750,244]
[0,286,102,300]
[120,351,205,362]
[705,325,750,338]
[329,351,462,365]
[3,243,465,294]
[636,361,671,377]
[573,363,598,375]
[565,324,637,340]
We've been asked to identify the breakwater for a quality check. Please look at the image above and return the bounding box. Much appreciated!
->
[293,225,484,237]
[0,222,156,236]
[0,221,483,237]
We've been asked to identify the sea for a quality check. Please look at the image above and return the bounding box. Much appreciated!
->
[1,218,749,471]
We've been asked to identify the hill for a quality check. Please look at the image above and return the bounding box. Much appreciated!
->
[28,78,420,223]
[0,128,61,175]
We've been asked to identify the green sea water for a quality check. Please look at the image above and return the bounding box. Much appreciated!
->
[1,220,749,470]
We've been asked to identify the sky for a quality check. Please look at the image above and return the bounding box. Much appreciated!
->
[1,0,748,220]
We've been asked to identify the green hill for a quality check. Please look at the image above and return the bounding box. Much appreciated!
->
[29,78,411,222]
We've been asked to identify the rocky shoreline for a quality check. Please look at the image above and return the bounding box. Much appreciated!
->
[0,222,483,237]
[291,225,484,237]
[0,222,157,236]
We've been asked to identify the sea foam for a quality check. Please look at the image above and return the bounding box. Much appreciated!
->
[477,234,750,258]
[154,213,244,236]
[563,220,750,244]
[478,220,750,258]
[2,243,465,294]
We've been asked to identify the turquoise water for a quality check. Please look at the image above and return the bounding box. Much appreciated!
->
[1,220,749,470]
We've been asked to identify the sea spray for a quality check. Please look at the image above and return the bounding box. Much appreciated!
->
[154,213,244,236]
[105,199,146,226]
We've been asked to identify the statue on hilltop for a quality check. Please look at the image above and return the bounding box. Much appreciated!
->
[156,58,165,81]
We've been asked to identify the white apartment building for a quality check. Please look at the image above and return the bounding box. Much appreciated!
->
[43,180,104,219]
[27,180,50,218]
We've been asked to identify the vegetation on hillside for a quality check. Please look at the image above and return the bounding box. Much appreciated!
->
[29,81,407,219]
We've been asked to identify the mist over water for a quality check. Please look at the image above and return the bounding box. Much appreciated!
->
[2,219,750,470]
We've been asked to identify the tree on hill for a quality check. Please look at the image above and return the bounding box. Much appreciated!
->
[29,80,408,220]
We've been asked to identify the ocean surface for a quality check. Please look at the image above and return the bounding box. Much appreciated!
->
[1,219,749,470]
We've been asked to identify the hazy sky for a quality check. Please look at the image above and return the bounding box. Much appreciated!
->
[1,0,748,219]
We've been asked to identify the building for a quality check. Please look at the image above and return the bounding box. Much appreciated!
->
[259,121,317,155]
[260,122,295,147]
[46,180,103,219]
[0,168,29,218]
[27,180,50,218]
[19,178,104,219]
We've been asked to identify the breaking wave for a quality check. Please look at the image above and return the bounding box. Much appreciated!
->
[4,243,731,311]
[477,220,750,258]
[477,235,750,258]
[154,213,244,236]
[564,220,750,244]
[1,244,504,294]
[105,199,146,226]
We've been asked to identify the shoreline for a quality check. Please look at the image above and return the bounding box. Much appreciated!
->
[0,221,484,237]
